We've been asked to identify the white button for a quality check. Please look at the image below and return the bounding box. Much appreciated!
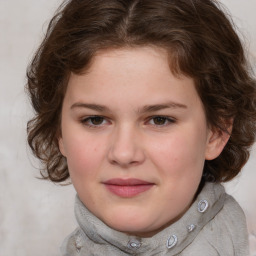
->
[166,235,178,249]
[128,240,141,249]
[187,224,196,232]
[75,236,82,252]
[198,199,209,213]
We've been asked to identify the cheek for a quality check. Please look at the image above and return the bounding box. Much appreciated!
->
[64,134,105,177]
[149,129,207,178]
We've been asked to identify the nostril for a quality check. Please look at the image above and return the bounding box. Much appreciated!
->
[109,158,140,167]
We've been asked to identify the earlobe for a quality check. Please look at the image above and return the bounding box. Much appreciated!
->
[205,125,232,160]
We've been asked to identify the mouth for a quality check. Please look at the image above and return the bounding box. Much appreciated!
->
[103,178,155,198]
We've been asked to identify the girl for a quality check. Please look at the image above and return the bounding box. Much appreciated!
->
[26,0,256,255]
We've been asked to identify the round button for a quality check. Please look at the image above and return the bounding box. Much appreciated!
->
[187,224,196,232]
[128,240,141,249]
[198,199,209,213]
[166,235,178,249]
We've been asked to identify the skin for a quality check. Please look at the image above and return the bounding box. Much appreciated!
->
[59,46,229,237]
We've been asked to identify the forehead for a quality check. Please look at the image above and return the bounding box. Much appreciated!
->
[82,46,171,78]
[65,46,201,111]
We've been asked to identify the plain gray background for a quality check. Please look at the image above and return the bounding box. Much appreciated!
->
[0,0,255,255]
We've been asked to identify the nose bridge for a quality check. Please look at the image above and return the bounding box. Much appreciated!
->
[108,123,144,166]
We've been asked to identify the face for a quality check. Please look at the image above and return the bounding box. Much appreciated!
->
[59,46,226,237]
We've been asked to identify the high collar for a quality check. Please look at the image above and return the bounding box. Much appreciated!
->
[74,182,226,255]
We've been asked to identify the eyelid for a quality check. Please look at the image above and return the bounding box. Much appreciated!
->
[146,115,176,126]
[79,115,176,128]
[80,115,110,127]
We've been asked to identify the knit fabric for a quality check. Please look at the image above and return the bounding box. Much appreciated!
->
[61,182,249,255]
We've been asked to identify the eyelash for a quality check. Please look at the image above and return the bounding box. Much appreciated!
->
[80,116,108,128]
[147,116,176,126]
[80,115,176,128]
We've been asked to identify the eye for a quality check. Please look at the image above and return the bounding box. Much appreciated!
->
[81,116,107,127]
[148,116,175,126]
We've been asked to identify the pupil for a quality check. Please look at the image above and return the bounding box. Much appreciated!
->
[154,117,166,125]
[91,117,103,125]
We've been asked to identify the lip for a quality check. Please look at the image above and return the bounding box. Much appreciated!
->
[103,178,154,198]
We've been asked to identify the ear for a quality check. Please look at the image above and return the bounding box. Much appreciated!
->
[205,123,232,160]
[58,136,67,157]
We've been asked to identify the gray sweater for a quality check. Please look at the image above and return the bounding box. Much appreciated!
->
[61,183,249,255]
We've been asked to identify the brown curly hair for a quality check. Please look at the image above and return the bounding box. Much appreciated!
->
[26,0,256,183]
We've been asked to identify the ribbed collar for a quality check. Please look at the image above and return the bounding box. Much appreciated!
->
[73,182,226,255]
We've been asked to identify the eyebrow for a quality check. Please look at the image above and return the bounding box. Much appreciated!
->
[139,102,187,114]
[71,103,109,112]
[70,101,187,113]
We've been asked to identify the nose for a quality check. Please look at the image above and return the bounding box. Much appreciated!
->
[107,125,145,167]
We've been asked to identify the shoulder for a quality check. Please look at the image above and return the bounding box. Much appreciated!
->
[219,193,248,234]
[181,184,249,256]
[193,193,249,256]
[60,228,82,256]
[208,194,249,254]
